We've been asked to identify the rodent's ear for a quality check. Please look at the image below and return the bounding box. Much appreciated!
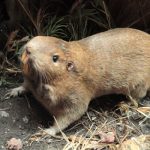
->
[67,61,75,71]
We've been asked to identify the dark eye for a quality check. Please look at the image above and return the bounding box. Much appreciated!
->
[53,55,59,62]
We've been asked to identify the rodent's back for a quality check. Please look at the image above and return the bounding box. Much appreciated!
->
[79,28,150,54]
[78,28,150,97]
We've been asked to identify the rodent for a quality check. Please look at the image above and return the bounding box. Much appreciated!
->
[9,28,150,135]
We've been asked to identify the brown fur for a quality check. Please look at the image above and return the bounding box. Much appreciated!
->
[10,28,150,135]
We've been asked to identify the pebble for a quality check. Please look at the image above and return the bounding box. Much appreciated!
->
[0,111,9,118]
[22,116,29,124]
[1,145,5,149]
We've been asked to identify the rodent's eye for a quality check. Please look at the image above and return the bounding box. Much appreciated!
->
[53,55,59,62]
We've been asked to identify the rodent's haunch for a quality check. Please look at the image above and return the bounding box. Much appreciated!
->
[10,28,150,135]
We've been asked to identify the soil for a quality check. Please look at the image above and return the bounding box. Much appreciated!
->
[0,76,150,150]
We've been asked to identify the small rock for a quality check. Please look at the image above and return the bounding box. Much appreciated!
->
[5,131,8,134]
[140,123,150,134]
[6,138,23,150]
[0,111,9,118]
[22,116,29,124]
[19,125,22,129]
[1,145,5,149]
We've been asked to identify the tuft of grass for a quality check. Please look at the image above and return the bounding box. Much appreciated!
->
[89,0,116,29]
[65,0,115,41]
[43,16,67,39]
[18,0,115,41]
[66,7,95,40]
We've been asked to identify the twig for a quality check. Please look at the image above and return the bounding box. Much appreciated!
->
[53,116,70,143]
[86,111,92,122]
[128,12,150,28]
[17,0,39,34]
[120,131,130,144]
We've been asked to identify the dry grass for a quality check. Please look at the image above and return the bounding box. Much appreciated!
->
[25,100,150,150]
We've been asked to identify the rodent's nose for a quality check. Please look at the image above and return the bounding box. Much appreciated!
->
[25,47,31,55]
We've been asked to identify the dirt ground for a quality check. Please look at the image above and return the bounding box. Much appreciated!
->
[0,76,150,150]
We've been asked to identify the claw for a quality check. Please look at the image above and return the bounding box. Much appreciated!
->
[4,86,26,99]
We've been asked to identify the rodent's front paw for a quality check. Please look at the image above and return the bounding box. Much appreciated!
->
[5,86,25,99]
[44,127,58,136]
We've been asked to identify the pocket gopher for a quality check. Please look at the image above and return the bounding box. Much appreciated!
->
[9,28,150,135]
